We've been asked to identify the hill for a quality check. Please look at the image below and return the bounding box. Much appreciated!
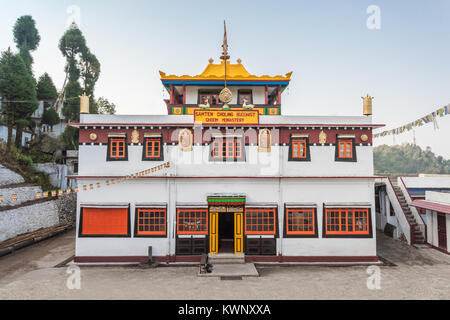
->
[374,144,450,175]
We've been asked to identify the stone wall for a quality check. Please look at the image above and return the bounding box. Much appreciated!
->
[33,163,74,190]
[0,164,25,186]
[0,164,76,243]
[0,186,43,207]
[0,200,60,242]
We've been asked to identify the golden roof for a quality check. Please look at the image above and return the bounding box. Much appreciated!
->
[160,60,292,82]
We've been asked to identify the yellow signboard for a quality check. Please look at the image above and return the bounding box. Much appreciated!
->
[194,110,259,125]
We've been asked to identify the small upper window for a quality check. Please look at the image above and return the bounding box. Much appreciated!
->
[338,140,352,158]
[107,136,128,161]
[210,136,245,162]
[238,90,252,104]
[335,137,356,162]
[198,92,220,105]
[289,135,311,161]
[292,139,307,159]
[143,136,163,161]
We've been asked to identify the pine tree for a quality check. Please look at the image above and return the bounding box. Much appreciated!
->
[59,23,101,150]
[13,15,41,74]
[37,73,60,131]
[0,49,38,153]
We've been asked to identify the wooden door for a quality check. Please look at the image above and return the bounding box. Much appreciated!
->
[234,212,243,254]
[209,211,218,254]
[437,214,447,250]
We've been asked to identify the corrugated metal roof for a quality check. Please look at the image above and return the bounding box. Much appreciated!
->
[411,200,450,214]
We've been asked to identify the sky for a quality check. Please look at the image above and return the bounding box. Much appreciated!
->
[1,0,450,158]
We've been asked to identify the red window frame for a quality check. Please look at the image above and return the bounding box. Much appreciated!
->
[286,208,316,235]
[325,208,370,235]
[81,208,129,236]
[109,138,126,159]
[338,139,353,159]
[177,208,208,235]
[145,138,161,158]
[212,137,243,160]
[245,208,276,235]
[292,138,307,159]
[136,208,166,236]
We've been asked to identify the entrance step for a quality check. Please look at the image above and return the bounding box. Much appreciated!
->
[198,262,259,277]
[208,253,245,264]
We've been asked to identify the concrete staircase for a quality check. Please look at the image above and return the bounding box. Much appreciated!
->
[208,253,245,264]
[391,179,425,244]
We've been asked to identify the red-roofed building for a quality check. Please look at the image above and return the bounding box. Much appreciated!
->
[412,191,450,254]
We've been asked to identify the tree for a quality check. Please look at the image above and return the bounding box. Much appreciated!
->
[59,23,101,150]
[96,97,117,115]
[80,50,100,113]
[374,144,450,175]
[59,23,85,123]
[42,107,60,131]
[37,73,58,109]
[37,73,59,132]
[0,49,38,153]
[13,15,40,73]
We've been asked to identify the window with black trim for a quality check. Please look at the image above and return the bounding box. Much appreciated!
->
[79,207,130,237]
[142,136,164,161]
[323,208,372,237]
[210,136,245,162]
[284,208,318,237]
[134,208,167,237]
[107,136,128,161]
[238,90,253,104]
[288,136,311,161]
[245,208,277,235]
[177,208,208,235]
[335,137,357,162]
[198,90,220,105]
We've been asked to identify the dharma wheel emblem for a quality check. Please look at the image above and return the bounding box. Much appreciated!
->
[219,87,232,109]
[89,133,97,141]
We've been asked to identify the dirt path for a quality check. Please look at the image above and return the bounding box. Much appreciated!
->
[0,229,75,286]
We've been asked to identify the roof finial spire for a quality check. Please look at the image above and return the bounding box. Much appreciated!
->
[220,20,230,62]
[219,20,232,109]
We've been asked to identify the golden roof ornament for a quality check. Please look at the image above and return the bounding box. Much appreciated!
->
[237,58,242,64]
[362,94,374,116]
[208,58,214,64]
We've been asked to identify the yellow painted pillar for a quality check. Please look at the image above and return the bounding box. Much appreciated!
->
[234,212,243,254]
[209,211,218,254]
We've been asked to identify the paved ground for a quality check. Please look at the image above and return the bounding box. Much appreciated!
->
[0,230,449,299]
